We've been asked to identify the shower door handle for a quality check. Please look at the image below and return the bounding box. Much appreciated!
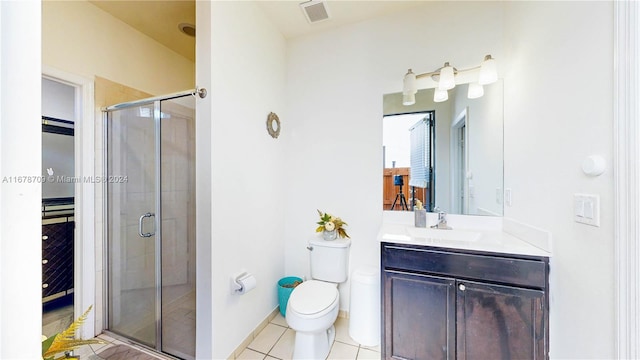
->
[138,212,155,238]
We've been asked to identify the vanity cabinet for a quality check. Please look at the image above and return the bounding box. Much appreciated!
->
[382,242,549,360]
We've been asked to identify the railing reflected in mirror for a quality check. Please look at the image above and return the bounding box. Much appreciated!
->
[383,81,504,216]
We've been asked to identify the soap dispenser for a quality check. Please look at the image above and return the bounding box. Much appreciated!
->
[414,200,426,228]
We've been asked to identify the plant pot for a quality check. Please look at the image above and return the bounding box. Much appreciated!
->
[322,229,338,241]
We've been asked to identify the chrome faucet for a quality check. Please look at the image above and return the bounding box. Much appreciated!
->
[431,207,452,230]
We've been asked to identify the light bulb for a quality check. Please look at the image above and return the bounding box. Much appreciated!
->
[438,62,455,90]
[434,88,448,102]
[467,83,484,99]
[479,55,497,85]
[403,93,416,106]
[403,69,417,95]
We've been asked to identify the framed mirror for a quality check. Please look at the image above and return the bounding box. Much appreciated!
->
[382,80,504,216]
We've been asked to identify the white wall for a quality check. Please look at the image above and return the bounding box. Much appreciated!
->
[42,0,194,96]
[206,2,287,358]
[503,2,614,358]
[284,1,504,312]
[0,0,42,358]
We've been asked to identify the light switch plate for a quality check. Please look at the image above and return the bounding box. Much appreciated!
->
[574,193,600,227]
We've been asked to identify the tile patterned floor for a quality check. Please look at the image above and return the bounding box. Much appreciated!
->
[237,313,381,360]
[71,312,380,360]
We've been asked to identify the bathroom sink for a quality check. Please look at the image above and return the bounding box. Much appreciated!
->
[405,228,482,242]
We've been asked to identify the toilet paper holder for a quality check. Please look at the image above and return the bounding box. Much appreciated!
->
[230,271,256,295]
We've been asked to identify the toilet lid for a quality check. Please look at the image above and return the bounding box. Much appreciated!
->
[289,280,338,316]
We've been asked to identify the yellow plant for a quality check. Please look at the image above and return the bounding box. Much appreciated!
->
[315,209,350,238]
[42,305,105,360]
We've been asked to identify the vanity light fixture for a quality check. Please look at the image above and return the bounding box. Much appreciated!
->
[402,54,497,105]
[403,69,417,105]
[437,62,456,90]
[479,55,498,85]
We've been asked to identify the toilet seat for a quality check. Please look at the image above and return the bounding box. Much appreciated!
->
[288,280,338,317]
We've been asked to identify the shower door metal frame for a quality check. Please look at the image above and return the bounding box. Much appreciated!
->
[103,88,205,355]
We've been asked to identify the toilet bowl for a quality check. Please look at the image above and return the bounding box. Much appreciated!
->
[286,280,340,359]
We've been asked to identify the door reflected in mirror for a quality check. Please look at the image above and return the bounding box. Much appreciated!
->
[383,81,504,216]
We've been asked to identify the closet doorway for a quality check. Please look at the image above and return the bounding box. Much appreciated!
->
[41,77,76,337]
[41,69,97,342]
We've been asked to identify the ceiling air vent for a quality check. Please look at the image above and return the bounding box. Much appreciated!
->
[300,1,331,24]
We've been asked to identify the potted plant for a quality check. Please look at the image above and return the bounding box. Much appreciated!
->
[315,209,350,240]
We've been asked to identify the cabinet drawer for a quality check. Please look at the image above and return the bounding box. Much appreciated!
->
[382,243,547,289]
[42,221,74,249]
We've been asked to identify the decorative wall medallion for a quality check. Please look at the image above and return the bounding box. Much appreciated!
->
[266,112,281,139]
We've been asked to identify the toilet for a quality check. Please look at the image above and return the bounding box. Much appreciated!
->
[285,237,351,359]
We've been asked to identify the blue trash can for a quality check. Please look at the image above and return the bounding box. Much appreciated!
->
[277,276,302,317]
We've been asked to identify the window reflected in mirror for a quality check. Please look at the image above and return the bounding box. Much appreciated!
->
[383,112,435,211]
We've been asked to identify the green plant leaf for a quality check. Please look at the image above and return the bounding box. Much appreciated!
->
[43,305,105,359]
[42,335,56,358]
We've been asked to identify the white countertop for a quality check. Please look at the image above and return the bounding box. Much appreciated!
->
[378,212,552,257]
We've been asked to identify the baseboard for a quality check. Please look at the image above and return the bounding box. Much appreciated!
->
[227,307,280,360]
[338,309,349,319]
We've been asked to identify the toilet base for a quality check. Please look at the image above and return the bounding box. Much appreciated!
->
[292,325,335,359]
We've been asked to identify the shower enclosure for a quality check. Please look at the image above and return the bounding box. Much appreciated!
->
[104,89,201,359]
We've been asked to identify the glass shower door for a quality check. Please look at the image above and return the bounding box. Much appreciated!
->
[106,94,196,359]
[107,102,160,348]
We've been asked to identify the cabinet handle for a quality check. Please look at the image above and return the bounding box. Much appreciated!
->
[42,259,48,265]
[459,284,466,291]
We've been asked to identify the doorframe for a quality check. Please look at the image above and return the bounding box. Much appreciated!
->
[614,1,639,358]
[42,66,96,340]
[451,108,468,214]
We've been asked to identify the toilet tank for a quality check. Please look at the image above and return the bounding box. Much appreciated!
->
[309,237,351,283]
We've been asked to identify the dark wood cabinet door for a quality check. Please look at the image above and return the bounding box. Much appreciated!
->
[383,270,456,360]
[456,280,546,360]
